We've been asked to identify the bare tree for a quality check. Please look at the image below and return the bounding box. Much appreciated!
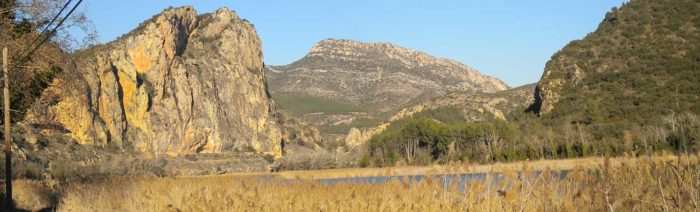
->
[577,124,589,156]
[9,0,97,50]
[0,0,96,122]
[0,0,16,21]
[404,138,418,164]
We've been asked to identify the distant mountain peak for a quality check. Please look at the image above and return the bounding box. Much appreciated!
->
[306,39,489,73]
[267,38,510,134]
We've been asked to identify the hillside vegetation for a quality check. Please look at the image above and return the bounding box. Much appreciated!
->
[273,92,369,115]
[533,0,700,120]
[365,0,700,166]
[535,0,700,157]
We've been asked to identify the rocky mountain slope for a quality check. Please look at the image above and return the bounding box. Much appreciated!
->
[267,39,508,134]
[530,0,700,122]
[344,84,535,147]
[25,6,283,157]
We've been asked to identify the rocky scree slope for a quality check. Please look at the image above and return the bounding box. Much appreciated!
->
[26,6,283,157]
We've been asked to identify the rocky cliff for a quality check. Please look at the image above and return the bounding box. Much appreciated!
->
[26,6,282,157]
[267,39,508,134]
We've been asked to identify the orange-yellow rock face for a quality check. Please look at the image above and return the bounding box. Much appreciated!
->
[26,6,282,158]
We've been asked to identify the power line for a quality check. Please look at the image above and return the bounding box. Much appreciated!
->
[10,0,74,63]
[11,0,83,69]
[19,0,74,58]
[3,1,83,207]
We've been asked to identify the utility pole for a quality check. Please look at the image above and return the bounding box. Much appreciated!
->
[3,47,11,208]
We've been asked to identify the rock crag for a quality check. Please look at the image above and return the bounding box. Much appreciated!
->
[26,6,282,157]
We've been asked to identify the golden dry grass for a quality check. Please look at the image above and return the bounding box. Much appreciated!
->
[10,179,57,211]
[57,154,699,211]
[276,154,678,179]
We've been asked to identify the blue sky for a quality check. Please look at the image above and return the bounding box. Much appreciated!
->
[82,1,627,87]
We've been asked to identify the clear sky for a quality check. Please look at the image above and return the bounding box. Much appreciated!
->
[82,0,628,87]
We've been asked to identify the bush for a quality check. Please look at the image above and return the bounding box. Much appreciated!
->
[275,151,340,171]
[263,154,275,163]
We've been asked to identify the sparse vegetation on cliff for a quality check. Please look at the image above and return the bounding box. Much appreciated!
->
[531,0,700,144]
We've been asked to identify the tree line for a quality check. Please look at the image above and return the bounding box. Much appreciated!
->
[364,107,699,167]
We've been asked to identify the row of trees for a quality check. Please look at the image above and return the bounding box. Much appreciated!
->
[365,108,699,167]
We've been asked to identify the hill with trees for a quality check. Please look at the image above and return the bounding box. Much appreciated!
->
[364,0,700,166]
[532,0,699,122]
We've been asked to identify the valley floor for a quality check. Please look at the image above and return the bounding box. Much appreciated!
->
[11,154,700,211]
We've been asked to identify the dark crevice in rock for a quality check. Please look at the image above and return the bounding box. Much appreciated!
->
[525,84,542,115]
[174,16,194,57]
[109,62,129,145]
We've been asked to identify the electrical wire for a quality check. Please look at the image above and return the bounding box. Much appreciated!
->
[11,0,83,69]
[18,0,74,58]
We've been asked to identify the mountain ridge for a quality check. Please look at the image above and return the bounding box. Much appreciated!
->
[272,38,508,93]
[266,38,509,135]
[284,38,505,85]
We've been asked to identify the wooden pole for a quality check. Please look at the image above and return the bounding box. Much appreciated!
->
[3,47,11,208]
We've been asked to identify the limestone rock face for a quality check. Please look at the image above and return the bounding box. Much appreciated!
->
[268,39,508,112]
[529,55,586,114]
[26,6,281,157]
[267,39,509,138]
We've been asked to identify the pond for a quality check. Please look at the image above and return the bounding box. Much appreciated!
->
[314,170,572,191]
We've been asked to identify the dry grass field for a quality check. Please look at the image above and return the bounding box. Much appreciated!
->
[48,153,699,211]
[275,154,669,180]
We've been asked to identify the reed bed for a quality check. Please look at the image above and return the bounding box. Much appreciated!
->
[58,154,699,211]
